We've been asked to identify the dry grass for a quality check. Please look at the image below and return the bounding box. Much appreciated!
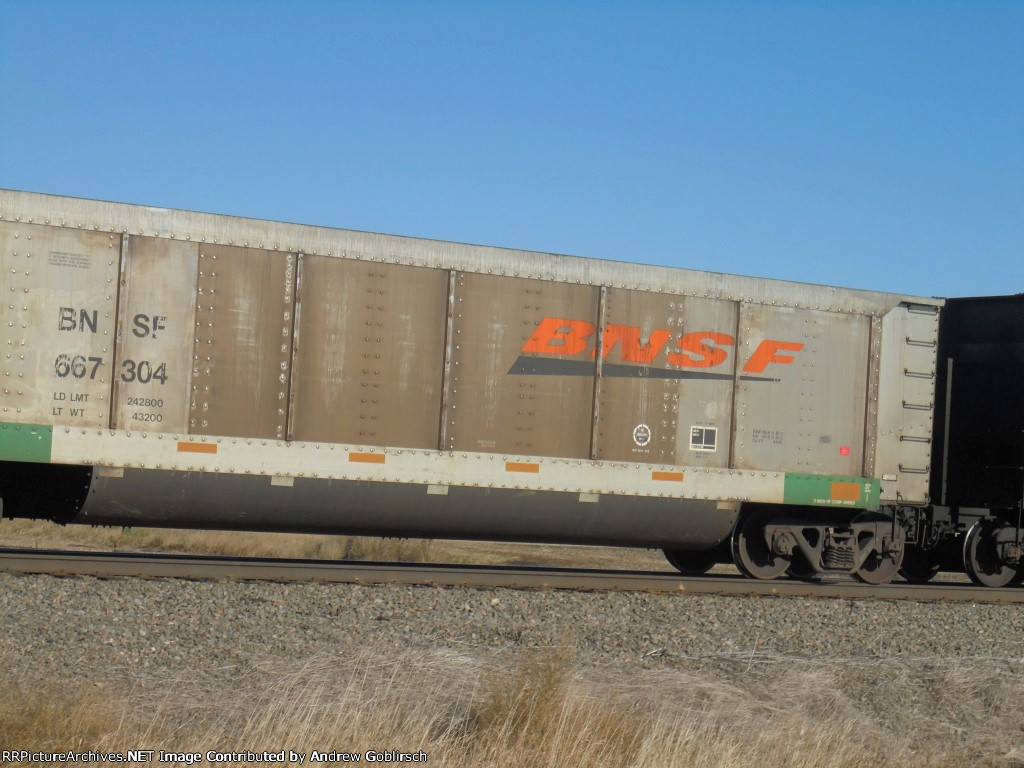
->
[2,648,1023,767]
[0,517,666,570]
[0,681,116,754]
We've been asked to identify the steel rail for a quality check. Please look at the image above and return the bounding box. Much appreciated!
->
[1,547,1022,604]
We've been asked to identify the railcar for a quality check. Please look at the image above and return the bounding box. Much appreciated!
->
[0,190,1018,585]
[901,294,1024,586]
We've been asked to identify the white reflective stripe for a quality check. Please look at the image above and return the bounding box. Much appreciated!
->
[50,429,787,503]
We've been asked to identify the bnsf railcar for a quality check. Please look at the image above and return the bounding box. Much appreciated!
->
[0,191,1019,586]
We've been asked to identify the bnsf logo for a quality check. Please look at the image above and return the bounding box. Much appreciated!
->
[509,317,804,381]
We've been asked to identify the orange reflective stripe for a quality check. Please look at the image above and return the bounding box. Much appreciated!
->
[177,442,217,454]
[349,453,386,464]
[830,482,861,501]
[506,461,540,473]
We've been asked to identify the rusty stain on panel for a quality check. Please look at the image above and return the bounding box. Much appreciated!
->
[189,244,296,440]
[113,236,198,433]
[284,253,305,440]
[289,257,448,448]
[437,269,458,451]
[589,286,607,460]
[862,315,883,478]
[594,290,738,466]
[108,235,129,428]
[672,297,738,470]
[448,273,598,458]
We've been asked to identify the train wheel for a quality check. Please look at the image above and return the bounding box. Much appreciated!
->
[963,520,1021,588]
[853,511,905,585]
[732,509,790,580]
[855,550,904,584]
[898,544,941,583]
[663,548,717,576]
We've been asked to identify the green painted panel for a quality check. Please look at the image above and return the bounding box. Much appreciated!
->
[0,422,53,463]
[783,473,880,509]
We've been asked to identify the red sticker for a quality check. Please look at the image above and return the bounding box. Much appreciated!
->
[839,446,851,456]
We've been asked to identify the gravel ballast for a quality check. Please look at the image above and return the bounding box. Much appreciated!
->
[2,573,1023,684]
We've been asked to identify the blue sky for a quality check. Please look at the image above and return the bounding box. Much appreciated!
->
[1,1,1021,297]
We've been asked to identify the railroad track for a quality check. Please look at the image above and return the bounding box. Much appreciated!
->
[2,547,1023,604]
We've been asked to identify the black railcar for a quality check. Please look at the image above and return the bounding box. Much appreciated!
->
[906,295,1024,585]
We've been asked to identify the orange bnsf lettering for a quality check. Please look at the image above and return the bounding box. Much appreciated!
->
[522,317,596,356]
[596,324,672,364]
[666,332,734,368]
[742,340,804,373]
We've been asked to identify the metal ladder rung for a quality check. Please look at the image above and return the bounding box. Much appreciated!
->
[904,368,935,379]
[902,400,934,411]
